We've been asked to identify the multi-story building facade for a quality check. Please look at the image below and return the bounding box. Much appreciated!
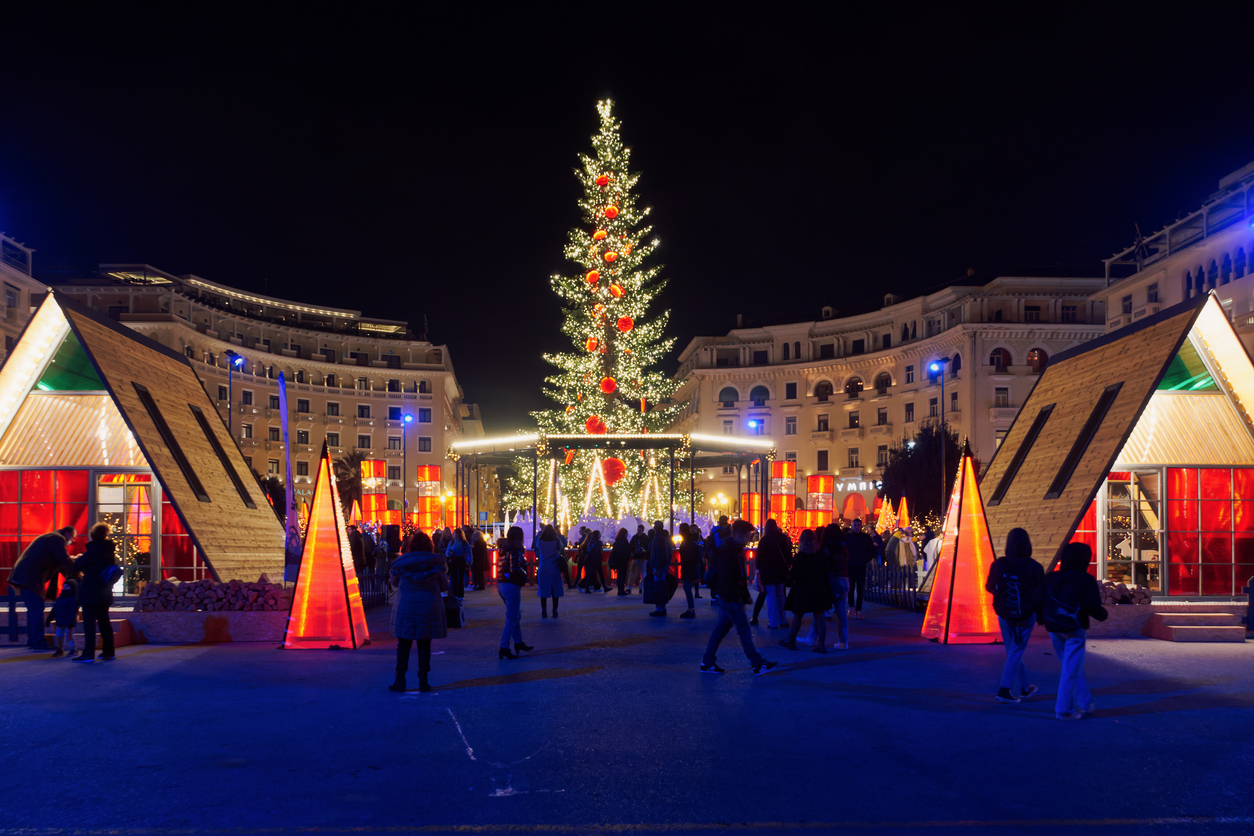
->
[0,232,46,362]
[52,265,487,517]
[1098,160,1254,349]
[669,276,1106,519]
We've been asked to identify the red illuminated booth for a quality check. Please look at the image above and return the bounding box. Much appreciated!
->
[0,294,282,593]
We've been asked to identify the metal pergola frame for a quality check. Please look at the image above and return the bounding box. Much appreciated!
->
[447,433,778,544]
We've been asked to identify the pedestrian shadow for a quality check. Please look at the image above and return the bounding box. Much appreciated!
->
[521,635,666,658]
[430,665,604,691]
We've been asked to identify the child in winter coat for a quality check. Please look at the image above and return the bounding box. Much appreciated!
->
[46,579,78,658]
[1036,542,1108,720]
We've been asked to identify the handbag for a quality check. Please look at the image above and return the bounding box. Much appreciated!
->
[101,564,123,586]
[642,574,662,605]
[444,596,466,628]
[509,568,527,586]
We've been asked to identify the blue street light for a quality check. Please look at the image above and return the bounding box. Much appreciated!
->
[224,350,245,434]
[403,414,414,517]
[747,419,759,429]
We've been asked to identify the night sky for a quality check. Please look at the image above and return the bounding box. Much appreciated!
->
[3,6,1254,434]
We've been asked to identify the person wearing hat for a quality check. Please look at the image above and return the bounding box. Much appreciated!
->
[46,578,79,658]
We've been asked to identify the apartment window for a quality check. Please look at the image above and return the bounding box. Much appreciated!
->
[389,406,402,420]
[1027,348,1049,375]
[418,408,432,423]
[388,436,402,450]
[216,385,228,401]
[905,365,914,384]
[1122,295,1133,315]
[387,379,401,393]
[357,434,371,449]
[995,387,1009,408]
[357,377,369,390]
[242,424,253,439]
[851,339,865,355]
[817,450,829,472]
[388,465,401,481]
[785,382,797,400]
[1061,305,1077,323]
[793,341,801,359]
[719,386,738,407]
[848,448,860,468]
[752,350,768,365]
[877,407,888,425]
[848,411,860,429]
[785,416,797,436]
[326,373,337,387]
[327,432,340,448]
[819,344,835,360]
[817,413,829,432]
[877,445,889,467]
[418,380,430,394]
[882,334,891,350]
[950,391,959,412]
[296,399,310,414]
[296,461,309,477]
[785,451,797,462]
[269,395,280,410]
[995,430,1008,449]
[268,427,281,442]
[358,404,371,419]
[1147,283,1159,303]
[418,437,432,452]
[184,346,194,359]
[781,343,790,361]
[749,385,769,407]
[3,284,18,308]
[929,398,938,418]
[296,430,310,445]
[905,402,915,423]
[242,390,254,406]
[723,419,733,435]
[990,348,1011,372]
[326,402,340,416]
[1024,305,1041,323]
[814,381,833,402]
[268,459,280,476]
[722,465,736,474]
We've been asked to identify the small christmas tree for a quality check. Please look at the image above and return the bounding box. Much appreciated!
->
[503,101,690,519]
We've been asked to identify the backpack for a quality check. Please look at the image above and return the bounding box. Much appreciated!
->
[989,560,1038,623]
[1041,578,1084,632]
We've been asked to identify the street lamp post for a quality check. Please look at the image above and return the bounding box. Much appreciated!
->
[224,350,244,435]
[929,357,951,516]
[402,414,413,524]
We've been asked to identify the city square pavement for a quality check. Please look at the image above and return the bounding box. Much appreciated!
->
[3,586,1253,836]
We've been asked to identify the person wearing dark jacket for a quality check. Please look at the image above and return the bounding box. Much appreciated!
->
[755,519,792,629]
[677,523,701,618]
[609,528,633,596]
[8,527,76,650]
[71,524,117,662]
[46,578,79,658]
[1035,541,1107,720]
[627,525,649,592]
[534,525,565,616]
[470,530,490,591]
[347,526,365,575]
[779,530,832,653]
[700,520,777,675]
[646,521,673,617]
[388,532,449,692]
[844,519,875,619]
[496,526,534,659]
[985,527,1045,704]
[580,530,606,593]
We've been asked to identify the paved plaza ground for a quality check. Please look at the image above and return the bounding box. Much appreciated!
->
[3,587,1253,836]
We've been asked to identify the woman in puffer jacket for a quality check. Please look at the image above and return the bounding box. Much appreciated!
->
[388,531,449,693]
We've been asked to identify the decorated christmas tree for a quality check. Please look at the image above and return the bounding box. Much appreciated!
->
[503,101,684,519]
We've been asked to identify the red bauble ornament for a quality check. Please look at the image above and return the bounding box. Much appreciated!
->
[594,303,606,316]
[603,251,618,263]
[585,415,608,435]
[586,270,600,284]
[604,206,619,219]
[601,457,626,486]
[596,174,610,187]
[585,337,599,352]
[592,229,607,241]
[617,316,634,332]
[600,377,617,394]
[609,284,623,298]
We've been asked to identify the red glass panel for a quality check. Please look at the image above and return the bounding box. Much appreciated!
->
[20,503,53,538]
[1201,533,1232,563]
[1108,471,1131,481]
[1076,500,1097,532]
[0,471,18,503]
[1167,500,1198,531]
[66,536,87,558]
[1200,468,1232,499]
[161,499,189,536]
[1201,564,1233,595]
[1234,469,1254,500]
[21,471,54,503]
[0,504,18,538]
[1167,468,1198,500]
[0,538,18,568]
[54,471,89,505]
[1233,501,1254,532]
[1168,563,1200,595]
[1200,501,1231,531]
[1167,532,1198,564]
[55,503,89,537]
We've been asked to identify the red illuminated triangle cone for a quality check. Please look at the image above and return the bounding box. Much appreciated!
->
[896,495,911,531]
[921,441,999,644]
[283,444,371,650]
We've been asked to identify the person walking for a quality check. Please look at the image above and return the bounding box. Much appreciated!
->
[986,527,1044,704]
[470,530,490,591]
[646,520,673,617]
[700,520,777,675]
[779,530,832,653]
[922,527,941,573]
[72,524,117,663]
[756,519,792,629]
[579,530,605,592]
[1036,542,1107,720]
[844,519,874,620]
[706,516,729,607]
[387,532,449,693]
[496,526,534,659]
[690,525,705,598]
[627,524,649,592]
[534,524,565,617]
[348,525,365,575]
[8,526,76,651]
[609,528,632,596]
[445,528,471,598]
[677,523,700,618]
[823,524,851,649]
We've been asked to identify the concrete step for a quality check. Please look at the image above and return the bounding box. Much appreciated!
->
[1155,613,1241,627]
[1161,625,1247,642]
[1144,613,1247,642]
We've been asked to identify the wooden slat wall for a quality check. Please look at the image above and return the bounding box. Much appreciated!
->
[982,308,1196,567]
[65,310,284,582]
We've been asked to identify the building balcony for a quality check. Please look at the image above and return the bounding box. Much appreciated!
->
[989,406,1019,422]
[294,412,315,427]
[386,419,406,429]
[265,440,285,451]
[355,417,376,428]
[238,438,261,448]
[323,415,346,425]
[327,447,344,457]
[869,423,893,436]
[384,449,404,458]
[811,429,833,442]
[839,467,865,480]
[839,427,865,441]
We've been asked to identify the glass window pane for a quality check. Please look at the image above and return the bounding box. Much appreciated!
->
[1200,468,1232,499]
[0,471,18,502]
[1168,563,1200,595]
[1235,564,1254,592]
[20,503,53,538]
[1233,501,1254,532]
[1168,533,1198,563]
[21,471,54,503]
[1234,468,1254,500]
[1200,501,1231,531]
[1236,533,1254,565]
[1168,500,1198,531]
[1201,564,1233,595]
[1105,561,1131,585]
[1201,533,1232,563]
[55,503,89,536]
[55,471,89,505]
[0,504,17,537]
[1167,467,1197,500]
